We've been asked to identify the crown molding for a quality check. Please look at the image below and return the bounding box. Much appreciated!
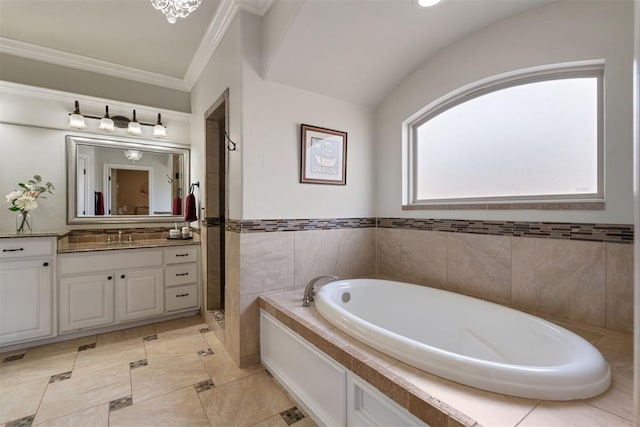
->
[0,37,188,92]
[183,0,240,90]
[0,0,275,94]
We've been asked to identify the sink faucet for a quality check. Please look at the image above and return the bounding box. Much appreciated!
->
[302,275,339,307]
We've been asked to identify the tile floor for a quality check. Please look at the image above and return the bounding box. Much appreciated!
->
[0,316,316,427]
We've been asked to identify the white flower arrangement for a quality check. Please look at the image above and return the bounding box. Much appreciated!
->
[6,175,54,232]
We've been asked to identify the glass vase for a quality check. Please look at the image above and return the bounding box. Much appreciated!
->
[16,211,32,233]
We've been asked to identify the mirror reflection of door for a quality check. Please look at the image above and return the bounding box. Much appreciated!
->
[77,154,90,216]
[106,167,151,215]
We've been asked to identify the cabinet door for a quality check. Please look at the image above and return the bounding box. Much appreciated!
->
[0,259,52,345]
[117,268,164,321]
[59,273,115,332]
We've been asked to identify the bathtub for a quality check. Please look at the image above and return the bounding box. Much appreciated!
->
[314,279,611,400]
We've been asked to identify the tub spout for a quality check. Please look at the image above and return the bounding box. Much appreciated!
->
[302,275,339,307]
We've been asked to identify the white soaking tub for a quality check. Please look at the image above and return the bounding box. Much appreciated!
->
[314,278,611,400]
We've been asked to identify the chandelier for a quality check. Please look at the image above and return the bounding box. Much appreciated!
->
[150,0,202,24]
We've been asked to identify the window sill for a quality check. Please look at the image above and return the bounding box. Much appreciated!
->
[402,201,605,211]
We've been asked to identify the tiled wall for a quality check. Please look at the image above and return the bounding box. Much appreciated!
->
[224,217,634,367]
[225,226,376,367]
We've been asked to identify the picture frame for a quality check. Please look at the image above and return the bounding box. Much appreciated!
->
[300,124,347,185]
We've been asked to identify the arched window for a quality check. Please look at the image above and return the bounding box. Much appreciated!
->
[404,63,603,209]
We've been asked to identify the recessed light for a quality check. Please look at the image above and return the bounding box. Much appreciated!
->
[415,0,442,7]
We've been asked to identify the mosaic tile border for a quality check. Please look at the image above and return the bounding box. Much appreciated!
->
[225,217,634,243]
[226,218,376,233]
[378,218,634,244]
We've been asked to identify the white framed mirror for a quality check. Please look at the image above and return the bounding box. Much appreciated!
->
[66,135,190,224]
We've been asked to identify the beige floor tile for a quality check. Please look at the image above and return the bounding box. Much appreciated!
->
[154,315,207,337]
[0,352,76,387]
[200,350,263,386]
[519,401,633,426]
[110,386,210,427]
[144,332,209,360]
[199,371,293,427]
[388,363,538,427]
[131,351,209,403]
[34,403,109,427]
[74,338,146,372]
[34,362,131,424]
[587,373,633,422]
[97,324,156,346]
[251,414,288,427]
[0,376,48,424]
[201,331,227,354]
[27,335,96,359]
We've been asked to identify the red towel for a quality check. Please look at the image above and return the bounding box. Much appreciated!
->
[184,193,197,222]
[172,195,182,215]
[95,192,105,216]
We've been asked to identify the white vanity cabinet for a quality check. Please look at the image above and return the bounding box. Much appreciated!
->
[116,267,164,321]
[164,246,199,312]
[58,245,199,334]
[0,237,56,346]
[59,273,114,332]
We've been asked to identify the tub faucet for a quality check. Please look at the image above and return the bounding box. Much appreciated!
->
[302,275,339,307]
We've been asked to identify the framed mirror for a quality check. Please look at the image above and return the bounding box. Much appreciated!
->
[66,135,190,224]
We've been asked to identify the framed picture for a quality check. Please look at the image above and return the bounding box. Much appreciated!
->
[300,124,347,185]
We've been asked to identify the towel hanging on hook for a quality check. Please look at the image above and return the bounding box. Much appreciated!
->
[225,131,237,151]
[184,182,199,222]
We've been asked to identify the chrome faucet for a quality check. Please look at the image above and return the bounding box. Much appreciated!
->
[302,275,339,307]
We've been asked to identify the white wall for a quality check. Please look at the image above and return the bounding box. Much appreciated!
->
[0,82,191,233]
[190,14,244,221]
[376,0,634,224]
[241,12,375,219]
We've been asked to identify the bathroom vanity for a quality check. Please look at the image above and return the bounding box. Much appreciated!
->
[0,235,57,346]
[0,233,200,350]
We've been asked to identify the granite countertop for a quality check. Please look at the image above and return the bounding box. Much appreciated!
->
[0,231,68,239]
[57,238,200,254]
[259,288,633,427]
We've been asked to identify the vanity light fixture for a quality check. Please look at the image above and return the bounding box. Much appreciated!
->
[150,0,201,24]
[124,150,144,162]
[153,113,167,137]
[68,100,87,129]
[98,106,115,131]
[128,110,142,135]
[67,101,168,137]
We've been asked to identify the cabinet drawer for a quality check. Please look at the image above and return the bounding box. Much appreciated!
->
[59,249,162,275]
[165,284,197,311]
[166,263,197,287]
[0,237,55,259]
[164,246,198,264]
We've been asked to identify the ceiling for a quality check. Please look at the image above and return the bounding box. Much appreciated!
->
[0,0,557,107]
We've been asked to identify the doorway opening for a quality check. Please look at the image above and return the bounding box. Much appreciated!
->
[203,90,229,329]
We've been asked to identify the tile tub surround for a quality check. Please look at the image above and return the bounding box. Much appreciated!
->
[223,216,633,367]
[224,227,376,367]
[377,228,634,333]
[258,289,634,427]
[0,315,316,427]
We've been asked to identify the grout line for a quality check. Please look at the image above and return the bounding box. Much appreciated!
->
[514,401,541,426]
[584,399,634,422]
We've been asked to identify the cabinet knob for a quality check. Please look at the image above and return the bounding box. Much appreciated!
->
[108,276,113,280]
[43,262,49,267]
[121,274,125,279]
